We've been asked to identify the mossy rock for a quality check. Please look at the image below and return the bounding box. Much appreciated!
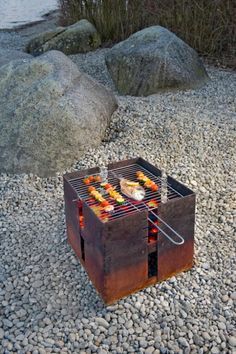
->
[26,20,101,56]
[105,26,209,96]
[0,51,117,176]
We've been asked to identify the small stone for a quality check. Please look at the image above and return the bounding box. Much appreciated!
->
[202,332,211,341]
[230,292,236,301]
[3,319,13,328]
[68,333,76,342]
[32,280,43,288]
[140,339,148,348]
[228,336,236,347]
[98,349,108,354]
[191,180,197,186]
[125,320,133,329]
[145,346,155,354]
[193,334,203,346]
[211,347,220,354]
[95,317,109,329]
[16,309,27,318]
[218,322,226,330]
[108,326,117,335]
[202,263,210,270]
[222,295,229,303]
[0,328,4,339]
[178,337,189,347]
[16,334,25,341]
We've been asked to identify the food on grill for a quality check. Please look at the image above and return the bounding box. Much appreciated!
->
[136,171,159,192]
[103,204,114,212]
[83,175,102,184]
[120,178,145,201]
[94,175,102,182]
[101,182,112,190]
[147,199,158,208]
[88,187,114,212]
[101,183,125,205]
[83,177,91,185]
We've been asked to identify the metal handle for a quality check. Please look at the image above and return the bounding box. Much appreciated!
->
[148,210,184,245]
[127,199,185,246]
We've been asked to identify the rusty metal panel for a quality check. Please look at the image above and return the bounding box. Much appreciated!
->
[137,157,162,178]
[102,210,148,303]
[82,202,104,245]
[108,157,139,170]
[81,237,105,297]
[167,175,194,196]
[157,194,195,281]
[63,177,82,259]
[63,167,99,182]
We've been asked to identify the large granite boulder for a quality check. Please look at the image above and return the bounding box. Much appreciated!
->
[0,50,117,177]
[26,19,101,56]
[0,49,32,67]
[105,26,209,96]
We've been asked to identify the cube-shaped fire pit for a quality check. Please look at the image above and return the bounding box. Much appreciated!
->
[63,157,195,304]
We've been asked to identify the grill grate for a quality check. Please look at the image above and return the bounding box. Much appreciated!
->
[70,163,182,220]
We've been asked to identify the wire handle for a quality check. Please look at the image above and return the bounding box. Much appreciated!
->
[149,210,185,245]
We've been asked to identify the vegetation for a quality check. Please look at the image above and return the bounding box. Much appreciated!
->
[59,0,236,67]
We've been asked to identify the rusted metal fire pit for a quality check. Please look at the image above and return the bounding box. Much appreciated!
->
[63,157,196,304]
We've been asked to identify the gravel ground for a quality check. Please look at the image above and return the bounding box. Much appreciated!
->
[1,31,236,354]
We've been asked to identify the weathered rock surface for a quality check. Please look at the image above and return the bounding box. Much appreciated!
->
[0,50,117,177]
[26,19,101,56]
[0,49,32,67]
[105,26,209,96]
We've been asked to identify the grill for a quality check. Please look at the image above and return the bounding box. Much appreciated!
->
[63,157,196,304]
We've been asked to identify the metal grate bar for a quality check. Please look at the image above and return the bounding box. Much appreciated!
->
[70,163,183,221]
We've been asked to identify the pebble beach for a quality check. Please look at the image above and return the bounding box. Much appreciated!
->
[0,17,236,354]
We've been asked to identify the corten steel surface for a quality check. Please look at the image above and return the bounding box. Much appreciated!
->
[63,157,196,304]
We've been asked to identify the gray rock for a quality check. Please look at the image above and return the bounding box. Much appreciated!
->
[26,20,101,56]
[145,346,155,354]
[0,50,117,176]
[95,317,109,329]
[125,320,133,329]
[0,328,4,339]
[230,292,236,300]
[32,280,43,288]
[108,326,117,335]
[140,339,148,348]
[16,334,25,341]
[202,332,211,341]
[3,319,13,328]
[105,25,208,96]
[16,309,27,318]
[178,337,189,347]
[193,334,203,346]
[0,49,32,67]
[222,295,229,303]
[228,336,236,347]
[218,322,226,330]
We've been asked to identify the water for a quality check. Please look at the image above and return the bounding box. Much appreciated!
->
[0,0,58,29]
